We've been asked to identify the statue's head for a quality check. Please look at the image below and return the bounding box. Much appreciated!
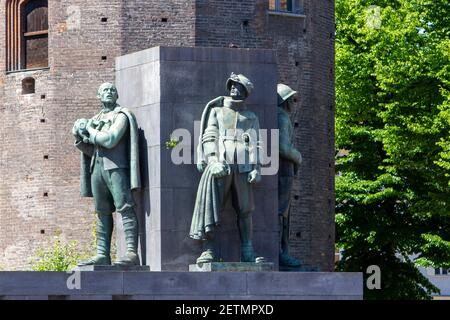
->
[97,82,118,105]
[226,73,254,100]
[277,83,297,110]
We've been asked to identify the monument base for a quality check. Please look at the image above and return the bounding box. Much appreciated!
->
[189,262,274,272]
[74,265,150,272]
[0,271,363,300]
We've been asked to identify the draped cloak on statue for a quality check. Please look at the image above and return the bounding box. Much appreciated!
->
[189,97,224,240]
[77,106,141,197]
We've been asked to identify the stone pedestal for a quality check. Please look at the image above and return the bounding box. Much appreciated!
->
[115,46,279,271]
[0,271,364,300]
[189,262,274,272]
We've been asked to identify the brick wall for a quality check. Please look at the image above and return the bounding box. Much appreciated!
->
[0,0,124,269]
[307,0,335,272]
[120,1,196,54]
[0,0,334,271]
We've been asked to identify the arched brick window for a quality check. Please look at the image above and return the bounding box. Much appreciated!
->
[6,0,48,72]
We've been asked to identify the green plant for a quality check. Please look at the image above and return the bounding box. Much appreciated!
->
[30,235,84,271]
[165,136,179,149]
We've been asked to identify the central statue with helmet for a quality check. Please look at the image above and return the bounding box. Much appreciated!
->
[190,72,264,264]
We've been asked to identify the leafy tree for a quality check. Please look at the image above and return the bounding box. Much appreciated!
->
[335,0,450,299]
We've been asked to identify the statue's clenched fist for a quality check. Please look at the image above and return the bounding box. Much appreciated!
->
[209,161,229,178]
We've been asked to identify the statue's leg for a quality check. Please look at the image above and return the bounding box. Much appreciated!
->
[279,212,301,267]
[96,213,114,262]
[197,232,216,264]
[280,201,290,256]
[77,212,113,266]
[237,212,256,262]
[232,171,257,262]
[78,160,114,266]
[281,213,290,255]
[278,176,301,267]
[115,206,140,266]
[108,169,140,266]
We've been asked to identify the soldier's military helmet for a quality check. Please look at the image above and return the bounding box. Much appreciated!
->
[226,72,254,97]
[277,83,297,106]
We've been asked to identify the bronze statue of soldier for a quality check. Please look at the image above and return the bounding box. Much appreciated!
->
[72,82,141,267]
[190,73,263,264]
[278,83,302,267]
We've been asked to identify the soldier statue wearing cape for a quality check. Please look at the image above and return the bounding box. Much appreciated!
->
[72,82,141,266]
[190,73,263,264]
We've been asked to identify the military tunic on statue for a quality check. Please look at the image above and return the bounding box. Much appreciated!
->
[190,97,261,240]
[75,106,141,215]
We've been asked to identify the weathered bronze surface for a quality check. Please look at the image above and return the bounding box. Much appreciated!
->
[277,83,302,268]
[190,73,263,264]
[72,83,141,267]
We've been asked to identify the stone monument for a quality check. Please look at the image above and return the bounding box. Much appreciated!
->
[0,46,364,301]
[115,46,279,270]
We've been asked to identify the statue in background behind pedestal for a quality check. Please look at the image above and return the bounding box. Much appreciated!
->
[190,73,264,264]
[72,82,141,267]
[277,83,302,268]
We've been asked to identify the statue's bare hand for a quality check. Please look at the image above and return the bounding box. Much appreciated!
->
[247,169,261,184]
[72,119,85,138]
[72,122,79,138]
[72,118,91,142]
[197,161,207,173]
[295,151,302,166]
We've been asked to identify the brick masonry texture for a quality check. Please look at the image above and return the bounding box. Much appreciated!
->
[0,0,335,271]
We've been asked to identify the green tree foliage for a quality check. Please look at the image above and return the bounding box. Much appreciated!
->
[336,0,450,299]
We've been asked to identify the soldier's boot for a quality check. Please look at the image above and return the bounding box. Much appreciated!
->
[78,213,113,266]
[196,235,216,264]
[279,216,301,267]
[114,208,140,266]
[238,215,257,262]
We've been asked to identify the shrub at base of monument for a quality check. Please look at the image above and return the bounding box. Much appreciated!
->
[29,218,115,271]
[30,235,91,271]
